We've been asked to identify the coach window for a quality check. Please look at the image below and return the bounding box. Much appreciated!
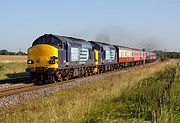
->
[125,52,127,56]
[132,52,133,56]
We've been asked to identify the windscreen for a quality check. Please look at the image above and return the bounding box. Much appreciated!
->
[32,36,62,47]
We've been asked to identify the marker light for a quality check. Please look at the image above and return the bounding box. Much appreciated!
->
[27,60,34,64]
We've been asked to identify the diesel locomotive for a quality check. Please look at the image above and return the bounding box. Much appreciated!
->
[26,34,157,84]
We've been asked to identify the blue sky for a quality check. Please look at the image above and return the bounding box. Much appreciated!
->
[0,0,180,52]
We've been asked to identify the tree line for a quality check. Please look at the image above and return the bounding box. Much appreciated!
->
[0,49,26,55]
[157,51,180,61]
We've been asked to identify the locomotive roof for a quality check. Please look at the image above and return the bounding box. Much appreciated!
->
[53,35,92,49]
[33,34,153,53]
[115,45,144,51]
[89,41,116,51]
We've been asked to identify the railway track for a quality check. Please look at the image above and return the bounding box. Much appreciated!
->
[0,68,123,98]
[0,62,158,98]
[0,76,33,97]
[0,79,75,98]
[0,67,132,98]
[0,83,34,93]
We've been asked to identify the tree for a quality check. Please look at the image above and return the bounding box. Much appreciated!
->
[0,49,9,55]
[0,49,26,55]
[157,51,180,60]
[16,51,26,55]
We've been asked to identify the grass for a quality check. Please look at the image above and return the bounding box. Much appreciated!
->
[80,63,177,123]
[0,62,27,80]
[0,60,178,123]
[159,62,180,123]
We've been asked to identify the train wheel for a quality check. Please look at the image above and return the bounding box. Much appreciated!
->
[49,75,56,83]
[56,72,63,82]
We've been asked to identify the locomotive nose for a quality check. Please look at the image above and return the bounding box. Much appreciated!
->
[27,44,58,68]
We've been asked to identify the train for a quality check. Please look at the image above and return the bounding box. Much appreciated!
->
[26,34,157,84]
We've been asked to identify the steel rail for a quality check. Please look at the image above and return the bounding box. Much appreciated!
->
[0,83,34,93]
[0,79,74,98]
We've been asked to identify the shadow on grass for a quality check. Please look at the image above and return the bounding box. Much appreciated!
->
[0,72,31,84]
[6,72,29,78]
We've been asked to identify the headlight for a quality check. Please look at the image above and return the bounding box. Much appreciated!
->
[27,60,34,64]
[49,56,57,64]
[49,60,55,64]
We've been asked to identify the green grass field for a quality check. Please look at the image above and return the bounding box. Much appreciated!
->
[0,62,27,80]
[0,60,179,123]
[81,62,180,123]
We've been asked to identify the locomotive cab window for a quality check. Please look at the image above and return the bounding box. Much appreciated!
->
[52,37,62,48]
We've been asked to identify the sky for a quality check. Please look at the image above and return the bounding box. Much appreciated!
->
[0,0,180,52]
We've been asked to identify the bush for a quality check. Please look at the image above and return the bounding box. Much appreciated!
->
[157,51,180,61]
